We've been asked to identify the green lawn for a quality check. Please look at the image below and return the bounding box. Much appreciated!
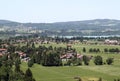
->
[21,62,120,81]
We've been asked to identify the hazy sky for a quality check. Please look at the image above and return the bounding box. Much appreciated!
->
[0,0,120,23]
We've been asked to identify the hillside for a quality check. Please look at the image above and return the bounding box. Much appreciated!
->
[0,19,120,36]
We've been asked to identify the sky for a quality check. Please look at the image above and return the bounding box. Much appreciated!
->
[0,0,120,23]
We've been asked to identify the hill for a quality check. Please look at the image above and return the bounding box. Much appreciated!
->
[0,19,120,36]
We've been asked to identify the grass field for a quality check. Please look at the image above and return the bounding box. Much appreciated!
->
[20,42,120,81]
[21,62,120,81]
[34,42,120,53]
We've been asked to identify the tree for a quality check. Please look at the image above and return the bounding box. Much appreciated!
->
[7,45,16,53]
[24,68,35,81]
[34,54,41,64]
[32,43,35,48]
[7,59,13,67]
[98,77,102,81]
[94,56,103,65]
[42,51,62,66]
[104,48,108,53]
[0,58,2,67]
[89,48,93,53]
[96,48,100,53]
[2,54,8,61]
[76,59,82,66]
[69,57,82,66]
[0,66,9,81]
[83,55,89,65]
[74,77,82,81]
[14,58,21,72]
[48,46,53,50]
[25,68,32,77]
[115,48,119,53]
[66,60,72,66]
[106,58,114,65]
[28,59,34,67]
[82,47,86,53]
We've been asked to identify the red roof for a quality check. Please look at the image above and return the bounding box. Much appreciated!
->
[67,44,72,47]
[0,53,3,57]
[16,51,26,56]
[0,49,7,51]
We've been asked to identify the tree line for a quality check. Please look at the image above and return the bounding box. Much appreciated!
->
[83,47,120,53]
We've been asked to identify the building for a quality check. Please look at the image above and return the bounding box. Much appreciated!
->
[104,39,119,45]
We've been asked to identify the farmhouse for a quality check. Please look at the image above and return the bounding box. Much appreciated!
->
[0,48,7,54]
[69,40,80,44]
[15,51,31,62]
[104,39,119,45]
[60,53,83,61]
[0,53,3,57]
[60,52,93,62]
[15,51,27,59]
[0,48,7,57]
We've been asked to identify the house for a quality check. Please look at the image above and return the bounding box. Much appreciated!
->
[1,44,8,48]
[15,51,31,62]
[60,53,83,61]
[0,53,3,57]
[60,53,93,61]
[21,57,30,62]
[104,39,119,45]
[0,48,7,54]
[0,48,7,57]
[15,51,26,59]
[60,53,73,59]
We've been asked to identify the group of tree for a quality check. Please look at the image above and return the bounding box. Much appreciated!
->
[0,54,36,81]
[66,57,83,66]
[89,48,100,53]
[1,38,115,68]
[82,47,101,53]
[1,40,68,67]
[27,45,66,67]
[94,56,114,65]
[64,55,114,66]
[83,47,120,54]
[104,48,120,53]
[13,42,114,67]
[65,55,91,66]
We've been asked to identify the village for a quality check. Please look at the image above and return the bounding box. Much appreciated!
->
[0,36,119,64]
[0,35,119,81]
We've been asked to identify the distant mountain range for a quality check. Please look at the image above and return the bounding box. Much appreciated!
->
[0,19,120,36]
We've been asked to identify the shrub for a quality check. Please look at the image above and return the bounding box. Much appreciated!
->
[106,58,114,65]
[94,56,103,65]
[82,47,86,53]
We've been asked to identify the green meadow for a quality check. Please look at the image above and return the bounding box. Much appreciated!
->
[21,43,120,81]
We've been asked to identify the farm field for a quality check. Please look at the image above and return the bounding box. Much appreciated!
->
[21,43,120,81]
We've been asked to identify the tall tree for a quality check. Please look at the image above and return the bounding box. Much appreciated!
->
[83,47,86,53]
[24,68,35,81]
[94,56,103,65]
[83,55,89,65]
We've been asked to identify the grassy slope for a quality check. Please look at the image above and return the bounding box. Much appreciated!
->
[21,62,119,81]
